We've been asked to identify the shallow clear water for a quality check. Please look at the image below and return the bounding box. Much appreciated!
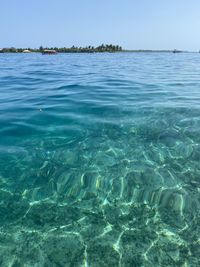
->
[0,52,200,266]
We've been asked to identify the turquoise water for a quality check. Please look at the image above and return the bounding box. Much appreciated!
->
[0,52,200,266]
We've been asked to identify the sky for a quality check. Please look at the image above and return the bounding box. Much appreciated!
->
[0,0,200,51]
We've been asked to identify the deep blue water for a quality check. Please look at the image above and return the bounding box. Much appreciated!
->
[0,52,200,266]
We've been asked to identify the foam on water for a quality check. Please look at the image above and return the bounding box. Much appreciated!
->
[0,52,200,266]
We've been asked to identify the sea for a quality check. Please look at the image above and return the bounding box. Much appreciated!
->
[0,52,200,266]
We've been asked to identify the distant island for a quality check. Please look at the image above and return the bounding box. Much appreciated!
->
[0,45,186,54]
[0,44,122,53]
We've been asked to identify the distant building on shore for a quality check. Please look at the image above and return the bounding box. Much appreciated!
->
[42,49,57,55]
[23,49,31,53]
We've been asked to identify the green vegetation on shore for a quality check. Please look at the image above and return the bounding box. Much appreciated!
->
[0,44,122,53]
[0,46,186,54]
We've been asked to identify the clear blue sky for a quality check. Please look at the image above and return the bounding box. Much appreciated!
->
[0,0,200,50]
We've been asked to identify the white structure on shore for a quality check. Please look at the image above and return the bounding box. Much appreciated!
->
[23,49,31,53]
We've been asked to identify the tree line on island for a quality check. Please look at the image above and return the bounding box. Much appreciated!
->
[0,44,123,53]
[0,46,186,54]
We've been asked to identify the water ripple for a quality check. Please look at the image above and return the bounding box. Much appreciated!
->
[0,52,200,266]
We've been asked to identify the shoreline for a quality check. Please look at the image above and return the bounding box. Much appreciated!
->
[0,50,195,54]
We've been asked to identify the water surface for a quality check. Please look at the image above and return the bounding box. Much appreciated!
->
[0,52,200,266]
